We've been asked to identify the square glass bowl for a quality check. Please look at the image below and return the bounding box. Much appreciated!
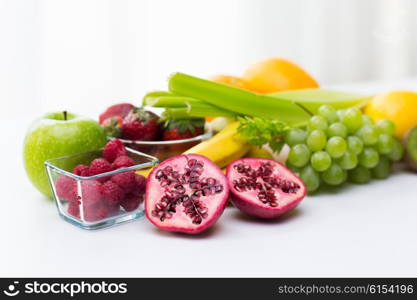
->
[114,131,212,162]
[45,148,158,230]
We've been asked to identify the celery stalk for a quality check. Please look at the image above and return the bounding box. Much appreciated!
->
[168,73,311,125]
[144,96,203,108]
[162,108,194,119]
[163,102,237,119]
[269,89,372,113]
[142,91,175,106]
[143,93,237,118]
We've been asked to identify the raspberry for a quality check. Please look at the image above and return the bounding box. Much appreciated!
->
[55,175,77,201]
[83,203,109,222]
[120,194,143,212]
[111,171,137,192]
[112,155,135,169]
[106,203,121,215]
[80,180,102,207]
[102,180,124,205]
[89,158,113,176]
[67,201,80,218]
[73,164,90,177]
[103,139,127,163]
[122,174,146,197]
[135,174,146,190]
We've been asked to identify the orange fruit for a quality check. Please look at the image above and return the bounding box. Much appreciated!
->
[210,75,250,90]
[364,90,417,138]
[242,58,319,94]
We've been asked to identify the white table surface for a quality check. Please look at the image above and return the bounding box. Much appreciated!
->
[2,79,417,277]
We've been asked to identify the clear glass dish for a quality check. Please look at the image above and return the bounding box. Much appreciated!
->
[113,131,212,162]
[45,148,158,230]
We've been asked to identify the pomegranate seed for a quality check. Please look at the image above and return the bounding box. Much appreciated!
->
[151,158,224,224]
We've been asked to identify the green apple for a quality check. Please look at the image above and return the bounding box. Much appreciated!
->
[23,111,106,198]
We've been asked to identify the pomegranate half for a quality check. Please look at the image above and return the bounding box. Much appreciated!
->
[145,154,229,234]
[226,158,306,219]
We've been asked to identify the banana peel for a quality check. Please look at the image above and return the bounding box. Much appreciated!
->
[246,145,274,159]
[136,168,153,178]
[184,121,249,168]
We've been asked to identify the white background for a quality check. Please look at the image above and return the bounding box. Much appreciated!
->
[1,0,417,277]
[2,0,417,120]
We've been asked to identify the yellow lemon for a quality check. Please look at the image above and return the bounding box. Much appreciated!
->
[365,91,417,138]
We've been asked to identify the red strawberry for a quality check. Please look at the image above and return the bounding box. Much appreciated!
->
[111,171,137,192]
[55,175,77,201]
[103,139,127,163]
[122,108,160,141]
[73,164,90,177]
[120,194,142,212]
[112,155,135,169]
[89,158,113,176]
[99,103,134,125]
[102,180,125,206]
[102,116,123,138]
[163,118,205,141]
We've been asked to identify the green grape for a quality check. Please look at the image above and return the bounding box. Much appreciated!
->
[376,119,396,135]
[362,115,374,125]
[285,128,308,146]
[300,165,320,193]
[358,147,380,168]
[318,104,338,123]
[347,136,364,155]
[371,156,392,179]
[377,133,394,154]
[308,115,328,131]
[326,136,347,158]
[286,162,301,175]
[337,151,358,170]
[327,122,348,138]
[387,139,404,162]
[356,124,379,145]
[321,163,347,186]
[287,144,311,167]
[341,108,363,133]
[336,109,347,121]
[348,165,371,184]
[306,130,327,151]
[310,151,332,172]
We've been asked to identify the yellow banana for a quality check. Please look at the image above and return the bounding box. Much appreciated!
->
[136,168,153,178]
[137,121,249,177]
[184,121,250,168]
[246,145,274,159]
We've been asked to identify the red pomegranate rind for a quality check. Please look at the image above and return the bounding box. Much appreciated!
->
[226,158,306,219]
[145,154,229,234]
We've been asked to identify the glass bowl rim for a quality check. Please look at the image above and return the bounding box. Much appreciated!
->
[44,147,159,180]
[108,130,212,145]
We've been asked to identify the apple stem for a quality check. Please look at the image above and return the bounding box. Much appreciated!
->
[63,111,67,121]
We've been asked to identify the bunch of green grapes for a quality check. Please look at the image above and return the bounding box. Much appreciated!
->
[285,105,404,193]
